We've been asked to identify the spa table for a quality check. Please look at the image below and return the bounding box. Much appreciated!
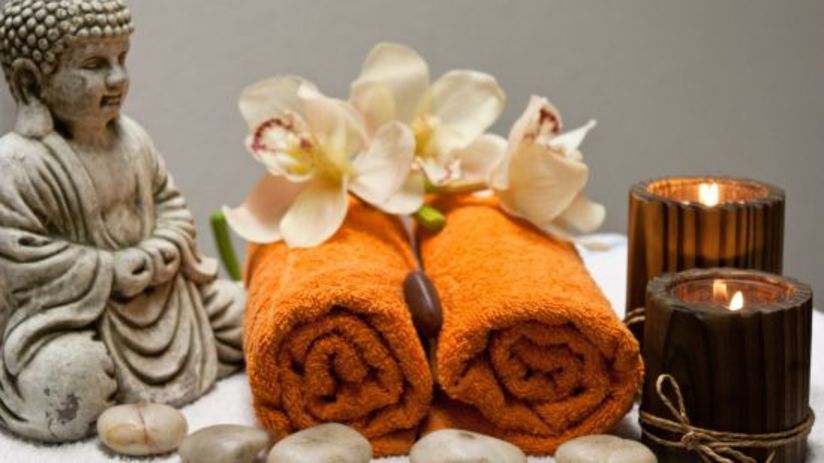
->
[1,234,820,463]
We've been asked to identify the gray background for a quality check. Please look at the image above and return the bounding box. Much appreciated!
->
[1,0,821,295]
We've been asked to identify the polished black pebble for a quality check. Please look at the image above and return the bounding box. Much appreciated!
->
[403,270,443,339]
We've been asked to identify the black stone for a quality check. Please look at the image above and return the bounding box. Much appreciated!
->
[403,270,443,339]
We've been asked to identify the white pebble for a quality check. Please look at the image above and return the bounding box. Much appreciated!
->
[266,423,371,463]
[179,424,272,463]
[97,403,188,456]
[555,434,656,463]
[410,429,526,463]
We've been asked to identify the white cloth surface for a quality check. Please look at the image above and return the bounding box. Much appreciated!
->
[0,234,820,462]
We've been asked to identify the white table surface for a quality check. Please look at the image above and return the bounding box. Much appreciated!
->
[0,234,820,462]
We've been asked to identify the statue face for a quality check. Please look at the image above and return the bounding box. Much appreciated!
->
[39,35,130,130]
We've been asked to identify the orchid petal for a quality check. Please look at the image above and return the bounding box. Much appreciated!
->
[508,95,562,148]
[223,175,305,244]
[350,122,416,206]
[378,170,426,214]
[238,76,318,130]
[280,178,349,248]
[452,134,507,184]
[301,94,367,166]
[427,70,505,153]
[348,83,395,137]
[418,157,452,185]
[245,124,317,183]
[556,193,606,233]
[492,96,562,190]
[350,42,430,130]
[548,119,597,158]
[496,143,588,231]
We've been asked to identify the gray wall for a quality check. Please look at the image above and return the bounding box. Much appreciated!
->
[1,0,822,295]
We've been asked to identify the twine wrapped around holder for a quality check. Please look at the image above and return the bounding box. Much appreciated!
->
[623,306,646,328]
[642,269,813,462]
[640,374,815,463]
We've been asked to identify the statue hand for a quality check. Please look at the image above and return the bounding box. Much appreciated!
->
[140,238,181,285]
[112,248,153,298]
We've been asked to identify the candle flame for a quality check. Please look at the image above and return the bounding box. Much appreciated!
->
[729,291,745,311]
[712,279,728,300]
[699,183,720,207]
[713,280,744,310]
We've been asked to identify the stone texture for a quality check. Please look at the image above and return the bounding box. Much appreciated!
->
[409,429,526,463]
[555,435,656,463]
[0,0,245,444]
[97,403,188,456]
[179,424,273,463]
[266,423,372,463]
[14,331,117,442]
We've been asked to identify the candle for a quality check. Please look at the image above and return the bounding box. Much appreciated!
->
[626,176,785,343]
[698,182,720,207]
[640,268,813,462]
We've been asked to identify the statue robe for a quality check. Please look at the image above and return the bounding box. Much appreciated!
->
[0,117,242,430]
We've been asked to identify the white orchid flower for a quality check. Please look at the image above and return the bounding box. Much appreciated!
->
[350,42,506,200]
[224,76,417,248]
[491,96,606,244]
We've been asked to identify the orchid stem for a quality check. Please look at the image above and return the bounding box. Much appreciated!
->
[210,210,242,282]
[413,205,447,232]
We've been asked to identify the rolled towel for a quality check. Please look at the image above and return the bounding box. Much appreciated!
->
[243,200,432,456]
[419,196,642,455]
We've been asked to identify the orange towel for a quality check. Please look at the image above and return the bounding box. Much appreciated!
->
[419,196,643,455]
[244,199,432,456]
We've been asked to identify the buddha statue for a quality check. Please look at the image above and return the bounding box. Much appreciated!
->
[0,0,245,442]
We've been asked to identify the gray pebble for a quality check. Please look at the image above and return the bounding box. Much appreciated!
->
[96,403,187,456]
[410,429,526,463]
[266,423,371,463]
[555,434,656,463]
[179,424,273,463]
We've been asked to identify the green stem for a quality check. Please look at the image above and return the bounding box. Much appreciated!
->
[210,210,242,282]
[413,205,447,232]
[424,177,438,194]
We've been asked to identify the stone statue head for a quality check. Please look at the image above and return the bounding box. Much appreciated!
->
[0,0,134,138]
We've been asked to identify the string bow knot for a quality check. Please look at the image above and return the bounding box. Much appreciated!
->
[640,374,814,463]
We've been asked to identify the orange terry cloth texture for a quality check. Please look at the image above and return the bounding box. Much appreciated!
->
[243,200,432,456]
[419,196,643,455]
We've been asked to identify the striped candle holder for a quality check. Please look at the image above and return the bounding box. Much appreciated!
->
[625,176,785,342]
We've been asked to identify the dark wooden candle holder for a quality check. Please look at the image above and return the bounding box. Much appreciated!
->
[626,176,785,342]
[641,268,813,463]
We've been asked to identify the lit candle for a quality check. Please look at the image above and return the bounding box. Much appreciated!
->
[712,278,744,310]
[626,176,785,344]
[698,182,720,207]
[728,290,744,311]
[641,268,813,462]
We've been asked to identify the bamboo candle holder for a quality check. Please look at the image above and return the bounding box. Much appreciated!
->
[626,176,785,342]
[640,268,813,463]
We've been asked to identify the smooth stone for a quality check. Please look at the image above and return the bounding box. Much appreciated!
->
[555,434,656,463]
[266,423,371,463]
[403,270,444,338]
[179,424,273,463]
[97,403,188,456]
[410,429,526,463]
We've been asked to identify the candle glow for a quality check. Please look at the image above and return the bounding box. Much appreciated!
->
[729,291,745,311]
[699,183,720,207]
[712,279,745,310]
[713,279,728,300]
